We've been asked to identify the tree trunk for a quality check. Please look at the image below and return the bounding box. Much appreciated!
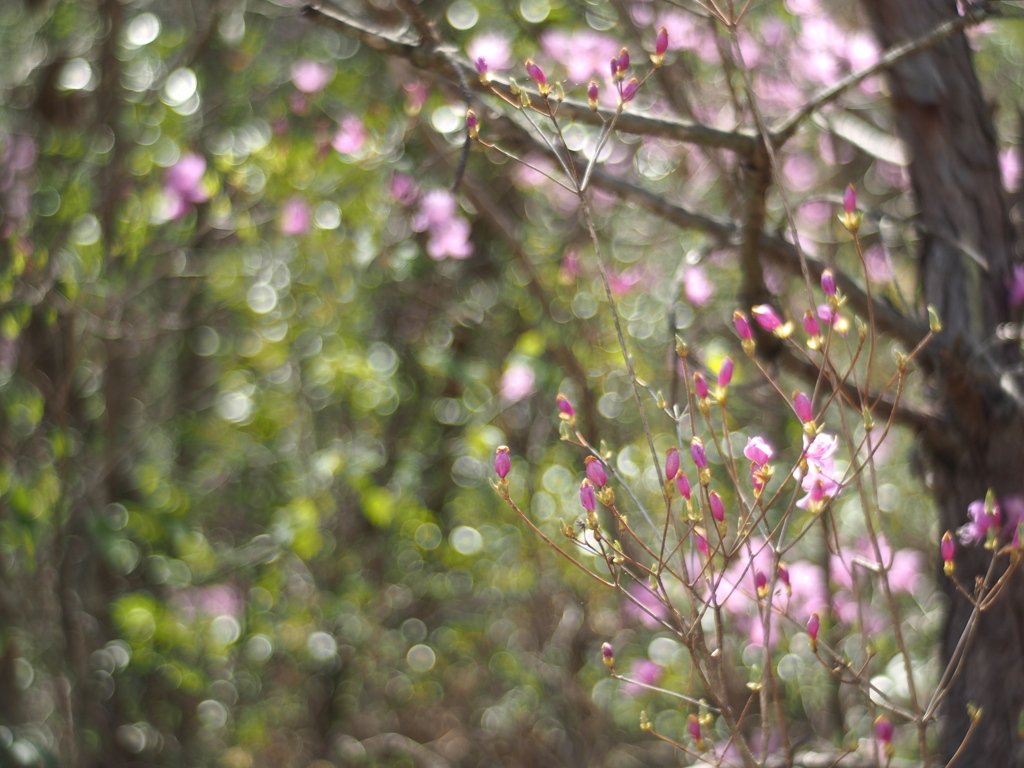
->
[861,0,1024,764]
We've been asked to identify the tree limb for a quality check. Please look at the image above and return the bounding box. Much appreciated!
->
[301,1,758,154]
[772,5,993,146]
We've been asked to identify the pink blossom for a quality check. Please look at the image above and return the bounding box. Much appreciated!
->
[623,583,668,629]
[608,267,644,295]
[539,28,619,83]
[390,173,419,206]
[958,498,1001,545]
[411,190,473,260]
[560,249,581,282]
[1008,265,1024,309]
[684,266,714,305]
[743,436,773,466]
[279,197,311,236]
[1001,147,1021,192]
[290,60,333,93]
[332,115,366,156]
[468,32,512,71]
[164,153,208,219]
[500,363,535,402]
[623,659,663,696]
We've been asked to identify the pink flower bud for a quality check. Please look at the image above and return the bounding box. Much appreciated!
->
[601,641,615,671]
[580,480,597,512]
[688,714,702,743]
[665,447,680,482]
[694,528,708,555]
[495,445,511,478]
[694,372,709,399]
[843,184,857,215]
[709,490,725,522]
[525,59,547,86]
[942,530,955,575]
[557,393,575,418]
[807,612,820,648]
[587,80,599,111]
[676,471,692,501]
[655,27,668,56]
[754,570,768,598]
[941,530,955,563]
[717,357,733,389]
[875,715,893,745]
[803,309,821,337]
[690,437,707,469]
[821,269,836,297]
[585,456,608,487]
[465,110,479,138]
[609,57,619,79]
[778,562,791,591]
[793,391,813,423]
[621,77,639,102]
[751,304,783,332]
[733,310,753,340]
[475,57,488,75]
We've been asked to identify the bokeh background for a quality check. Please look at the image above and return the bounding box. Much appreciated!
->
[1,0,1022,766]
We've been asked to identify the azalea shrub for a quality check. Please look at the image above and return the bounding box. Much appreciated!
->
[2,0,1023,766]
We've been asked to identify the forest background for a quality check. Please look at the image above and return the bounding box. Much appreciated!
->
[1,0,1024,766]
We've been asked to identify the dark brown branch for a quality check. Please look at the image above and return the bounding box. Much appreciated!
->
[301,2,758,154]
[781,349,934,431]
[589,167,930,349]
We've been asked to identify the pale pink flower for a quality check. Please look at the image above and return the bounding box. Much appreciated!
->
[279,197,311,236]
[500,363,535,402]
[290,60,333,93]
[332,115,366,155]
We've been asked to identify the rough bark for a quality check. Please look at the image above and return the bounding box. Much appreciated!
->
[861,0,1024,764]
